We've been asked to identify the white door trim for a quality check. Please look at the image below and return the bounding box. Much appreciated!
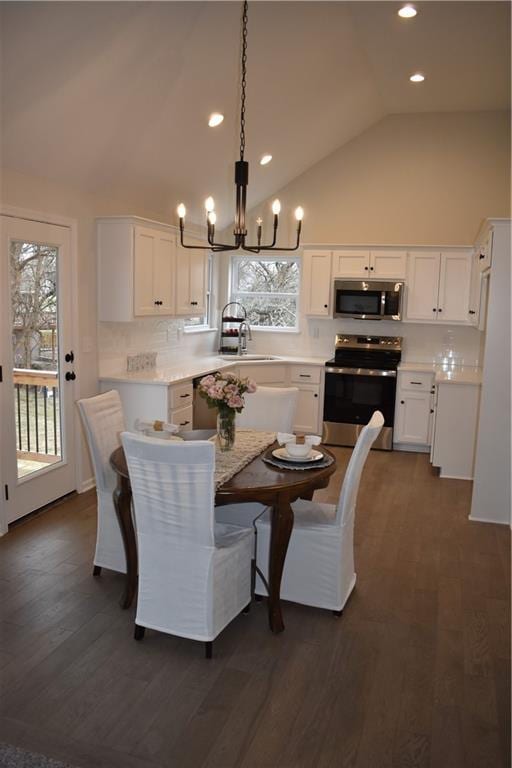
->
[0,206,79,536]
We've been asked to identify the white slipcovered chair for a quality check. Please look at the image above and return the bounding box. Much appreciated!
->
[77,390,127,575]
[255,411,384,614]
[216,385,299,531]
[236,385,299,433]
[121,432,253,658]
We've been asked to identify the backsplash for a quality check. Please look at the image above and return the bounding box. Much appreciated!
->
[98,318,217,376]
[247,318,483,366]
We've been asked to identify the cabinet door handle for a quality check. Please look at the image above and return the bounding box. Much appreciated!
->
[65,371,76,382]
[190,301,198,306]
[438,308,443,313]
[314,393,318,398]
[370,266,374,271]
[479,253,485,260]
[65,351,74,363]
[469,310,476,315]
[179,393,190,398]
[364,266,369,271]
[179,420,190,427]
[324,304,328,308]
[299,374,311,378]
[400,400,405,405]
[410,381,422,385]
[430,409,434,413]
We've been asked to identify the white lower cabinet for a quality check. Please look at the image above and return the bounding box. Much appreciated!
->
[394,371,435,447]
[431,382,481,479]
[293,386,320,433]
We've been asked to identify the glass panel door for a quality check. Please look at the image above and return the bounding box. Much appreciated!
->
[1,216,76,526]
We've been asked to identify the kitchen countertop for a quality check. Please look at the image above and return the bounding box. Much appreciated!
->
[398,361,482,385]
[99,354,329,387]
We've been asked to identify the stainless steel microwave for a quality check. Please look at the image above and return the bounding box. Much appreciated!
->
[333,280,404,320]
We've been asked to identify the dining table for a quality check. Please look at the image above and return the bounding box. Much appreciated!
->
[109,430,337,633]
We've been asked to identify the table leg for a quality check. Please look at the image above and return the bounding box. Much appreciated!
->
[268,495,294,633]
[113,475,137,609]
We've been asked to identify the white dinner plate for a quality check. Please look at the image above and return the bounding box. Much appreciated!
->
[272,448,323,463]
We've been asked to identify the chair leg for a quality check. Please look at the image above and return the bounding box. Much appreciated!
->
[134,624,145,641]
[204,641,213,659]
[93,565,102,577]
[332,609,343,618]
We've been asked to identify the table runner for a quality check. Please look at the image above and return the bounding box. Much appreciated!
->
[212,429,276,489]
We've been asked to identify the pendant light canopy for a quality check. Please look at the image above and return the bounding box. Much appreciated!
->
[177,1,304,253]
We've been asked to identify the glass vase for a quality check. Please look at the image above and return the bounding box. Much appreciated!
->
[217,408,236,452]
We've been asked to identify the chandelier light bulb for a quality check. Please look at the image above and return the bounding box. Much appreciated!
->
[398,4,417,18]
[205,196,215,212]
[410,72,425,82]
[294,206,304,222]
[177,203,186,219]
[256,217,263,226]
[260,154,272,166]
[272,199,281,215]
[208,211,217,226]
[208,113,224,127]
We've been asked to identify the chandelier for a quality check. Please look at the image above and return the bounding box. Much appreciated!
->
[177,1,304,253]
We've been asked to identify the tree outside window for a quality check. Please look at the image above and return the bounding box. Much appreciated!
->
[230,256,300,330]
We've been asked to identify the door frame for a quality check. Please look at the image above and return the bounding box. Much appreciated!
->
[0,205,79,536]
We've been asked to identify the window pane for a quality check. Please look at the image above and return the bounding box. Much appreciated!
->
[231,294,297,328]
[235,259,299,294]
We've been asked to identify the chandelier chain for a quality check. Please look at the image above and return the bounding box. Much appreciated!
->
[239,0,248,161]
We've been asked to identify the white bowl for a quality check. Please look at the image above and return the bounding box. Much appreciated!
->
[285,441,312,458]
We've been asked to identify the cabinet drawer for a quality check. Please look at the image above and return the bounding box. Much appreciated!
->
[398,371,434,392]
[241,364,287,384]
[290,365,322,384]
[168,381,193,410]
[170,404,193,431]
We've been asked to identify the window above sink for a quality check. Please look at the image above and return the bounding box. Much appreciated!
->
[230,255,300,332]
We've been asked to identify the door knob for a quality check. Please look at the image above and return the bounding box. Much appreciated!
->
[65,351,74,363]
[65,371,76,381]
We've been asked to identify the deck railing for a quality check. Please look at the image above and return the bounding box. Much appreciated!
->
[13,369,60,457]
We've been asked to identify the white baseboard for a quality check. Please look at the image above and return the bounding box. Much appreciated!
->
[469,514,510,526]
[440,473,473,481]
[393,443,430,454]
[78,477,96,494]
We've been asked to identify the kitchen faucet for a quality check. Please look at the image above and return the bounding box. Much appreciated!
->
[238,321,252,355]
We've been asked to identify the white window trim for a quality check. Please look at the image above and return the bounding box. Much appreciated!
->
[230,254,301,332]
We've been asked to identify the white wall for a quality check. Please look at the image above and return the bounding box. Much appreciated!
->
[245,111,510,246]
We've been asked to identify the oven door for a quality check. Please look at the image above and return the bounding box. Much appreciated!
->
[323,367,397,449]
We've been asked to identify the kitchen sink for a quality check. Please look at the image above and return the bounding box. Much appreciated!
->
[217,354,279,362]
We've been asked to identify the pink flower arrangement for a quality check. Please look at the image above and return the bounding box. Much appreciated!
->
[198,370,257,413]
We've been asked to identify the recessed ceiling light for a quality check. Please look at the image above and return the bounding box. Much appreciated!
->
[260,154,272,166]
[208,113,224,127]
[398,5,417,18]
[410,73,425,83]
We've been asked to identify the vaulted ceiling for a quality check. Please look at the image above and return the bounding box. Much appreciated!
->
[1,2,510,226]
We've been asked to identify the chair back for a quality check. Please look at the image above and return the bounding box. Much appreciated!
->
[236,386,299,433]
[78,390,125,493]
[336,411,384,526]
[121,433,216,549]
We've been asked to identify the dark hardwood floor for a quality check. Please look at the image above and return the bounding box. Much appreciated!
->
[0,448,509,768]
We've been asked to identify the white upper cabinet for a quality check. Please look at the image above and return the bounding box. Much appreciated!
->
[437,252,472,323]
[467,252,481,325]
[175,243,208,316]
[405,250,472,324]
[98,217,178,322]
[302,251,332,316]
[332,250,370,278]
[134,226,175,316]
[333,249,406,278]
[405,252,441,321]
[370,250,407,279]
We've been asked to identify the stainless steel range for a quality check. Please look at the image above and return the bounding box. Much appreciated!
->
[323,334,402,450]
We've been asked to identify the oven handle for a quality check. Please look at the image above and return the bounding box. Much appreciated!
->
[325,366,397,378]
